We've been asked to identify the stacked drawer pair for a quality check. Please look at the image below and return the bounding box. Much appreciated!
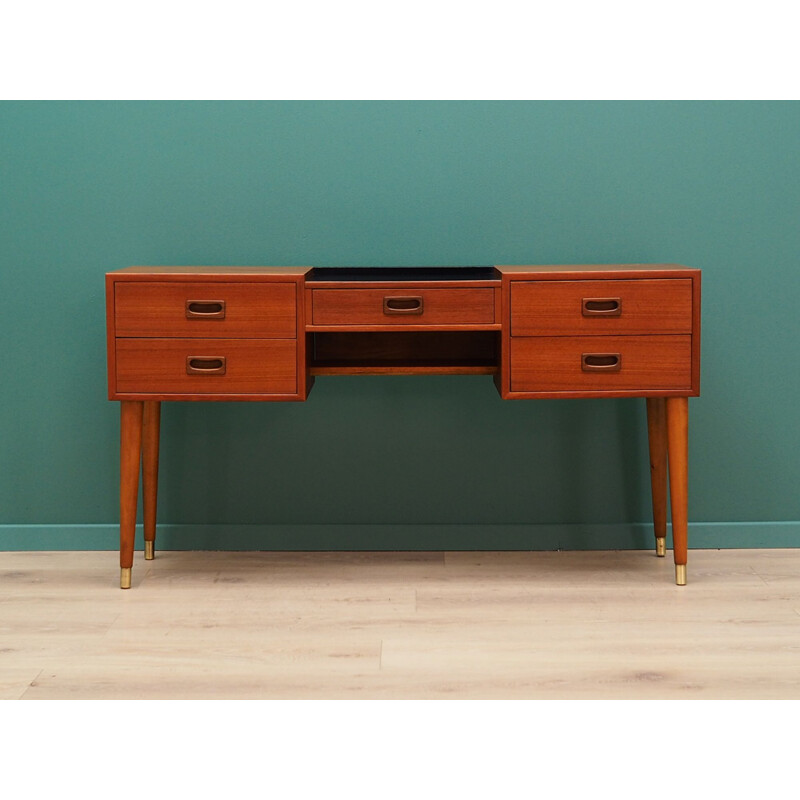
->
[508,278,696,395]
[110,281,299,398]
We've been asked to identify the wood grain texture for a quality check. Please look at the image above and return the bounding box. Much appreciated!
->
[115,338,297,395]
[667,396,689,566]
[497,264,700,279]
[494,268,512,397]
[511,279,693,336]
[119,401,143,571]
[510,335,692,393]
[646,398,668,544]
[104,273,118,398]
[295,283,313,400]
[110,266,312,277]
[142,401,161,550]
[691,273,702,394]
[114,282,297,338]
[4,550,799,700]
[310,364,497,375]
[310,288,496,327]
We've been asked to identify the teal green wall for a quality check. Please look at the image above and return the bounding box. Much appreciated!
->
[2,101,799,551]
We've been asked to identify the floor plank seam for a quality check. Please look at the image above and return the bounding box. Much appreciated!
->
[19,668,44,700]
[102,612,124,637]
[751,570,771,587]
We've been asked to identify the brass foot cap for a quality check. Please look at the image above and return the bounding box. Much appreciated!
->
[120,567,132,589]
[656,537,666,557]
[675,564,687,586]
[144,541,154,560]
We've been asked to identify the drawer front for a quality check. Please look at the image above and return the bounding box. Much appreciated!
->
[511,279,692,336]
[115,282,296,338]
[510,335,692,393]
[311,288,495,326]
[116,338,296,394]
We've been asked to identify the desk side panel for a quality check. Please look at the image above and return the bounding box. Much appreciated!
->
[691,272,702,395]
[105,273,118,399]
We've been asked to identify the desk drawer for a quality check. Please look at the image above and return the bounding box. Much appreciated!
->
[116,338,296,394]
[311,288,495,326]
[510,335,692,393]
[511,279,692,336]
[115,282,296,338]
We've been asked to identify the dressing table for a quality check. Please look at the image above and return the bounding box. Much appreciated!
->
[106,264,700,588]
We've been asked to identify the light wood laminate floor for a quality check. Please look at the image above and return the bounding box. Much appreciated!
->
[2,549,799,699]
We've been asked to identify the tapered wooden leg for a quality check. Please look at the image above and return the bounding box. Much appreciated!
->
[120,401,144,589]
[142,401,161,560]
[666,396,689,585]
[646,398,668,557]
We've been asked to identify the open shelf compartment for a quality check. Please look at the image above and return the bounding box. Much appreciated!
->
[308,331,500,376]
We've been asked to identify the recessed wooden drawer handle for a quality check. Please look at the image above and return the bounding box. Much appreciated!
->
[186,356,227,375]
[582,297,621,316]
[581,353,621,372]
[383,296,424,315]
[185,300,226,319]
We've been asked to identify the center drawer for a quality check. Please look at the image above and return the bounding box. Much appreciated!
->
[310,288,496,327]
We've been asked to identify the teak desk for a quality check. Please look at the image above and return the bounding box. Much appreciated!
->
[105,264,701,589]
